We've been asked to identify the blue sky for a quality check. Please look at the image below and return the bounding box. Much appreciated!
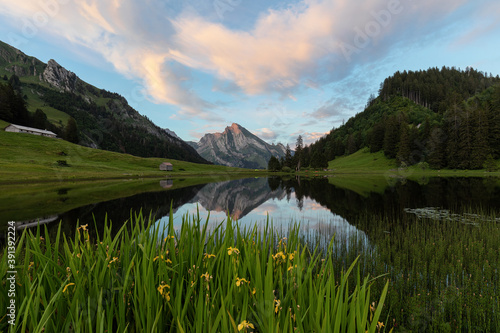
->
[1,0,499,146]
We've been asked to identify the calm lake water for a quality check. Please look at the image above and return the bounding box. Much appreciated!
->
[1,175,500,243]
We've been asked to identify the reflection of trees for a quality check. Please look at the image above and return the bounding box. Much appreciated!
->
[53,184,207,240]
[278,177,500,233]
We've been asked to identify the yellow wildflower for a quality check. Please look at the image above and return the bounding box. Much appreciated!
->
[77,224,88,231]
[273,252,286,262]
[63,282,75,293]
[377,321,385,330]
[153,255,172,264]
[237,320,255,331]
[274,299,281,313]
[204,253,216,259]
[201,272,211,282]
[164,235,175,242]
[28,262,34,270]
[235,277,249,287]
[227,247,240,256]
[287,265,297,272]
[157,282,171,301]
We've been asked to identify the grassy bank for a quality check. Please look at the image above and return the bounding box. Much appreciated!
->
[0,130,256,183]
[0,213,388,332]
[326,148,500,177]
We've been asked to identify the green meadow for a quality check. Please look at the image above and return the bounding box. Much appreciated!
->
[0,129,255,183]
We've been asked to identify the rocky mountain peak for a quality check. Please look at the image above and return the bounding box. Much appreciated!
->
[41,59,78,93]
[192,123,287,169]
[227,123,242,134]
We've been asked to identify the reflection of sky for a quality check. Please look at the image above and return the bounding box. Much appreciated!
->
[155,191,368,246]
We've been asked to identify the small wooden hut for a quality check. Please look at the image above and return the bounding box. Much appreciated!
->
[159,162,173,171]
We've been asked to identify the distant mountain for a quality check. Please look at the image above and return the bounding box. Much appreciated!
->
[0,40,208,164]
[164,128,181,140]
[191,123,286,169]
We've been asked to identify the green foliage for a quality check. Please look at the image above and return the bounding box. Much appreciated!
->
[483,154,499,172]
[64,117,79,144]
[0,212,388,332]
[281,166,293,173]
[56,160,69,167]
[379,66,500,113]
[267,156,281,171]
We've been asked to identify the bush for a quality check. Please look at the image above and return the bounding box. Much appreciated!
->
[281,166,292,173]
[483,154,498,172]
[57,160,69,167]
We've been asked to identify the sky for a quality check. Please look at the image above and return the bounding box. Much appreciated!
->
[1,0,500,146]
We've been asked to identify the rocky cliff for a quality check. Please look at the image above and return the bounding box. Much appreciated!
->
[41,59,78,93]
[191,123,286,169]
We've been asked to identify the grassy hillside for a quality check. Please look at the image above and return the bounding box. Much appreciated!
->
[0,128,250,183]
[328,148,397,173]
[327,147,500,176]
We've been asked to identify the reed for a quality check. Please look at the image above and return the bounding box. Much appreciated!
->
[0,210,389,332]
[320,209,500,332]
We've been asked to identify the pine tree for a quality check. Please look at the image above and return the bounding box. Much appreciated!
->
[470,108,489,169]
[284,144,293,168]
[347,134,357,155]
[33,109,48,129]
[445,105,461,169]
[369,122,385,153]
[294,135,303,170]
[426,127,446,169]
[267,156,281,172]
[487,87,500,158]
[457,104,472,169]
[64,117,79,143]
[383,116,399,159]
[396,124,410,166]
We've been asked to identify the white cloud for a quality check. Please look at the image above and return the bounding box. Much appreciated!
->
[252,128,278,141]
[0,0,485,119]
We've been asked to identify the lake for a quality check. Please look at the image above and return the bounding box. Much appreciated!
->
[2,175,500,331]
[2,175,500,240]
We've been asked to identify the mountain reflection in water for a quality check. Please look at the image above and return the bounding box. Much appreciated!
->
[2,176,500,247]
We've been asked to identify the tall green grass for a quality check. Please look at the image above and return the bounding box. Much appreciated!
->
[0,211,388,332]
[318,209,500,332]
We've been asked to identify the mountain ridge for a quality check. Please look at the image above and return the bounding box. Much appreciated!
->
[0,40,209,164]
